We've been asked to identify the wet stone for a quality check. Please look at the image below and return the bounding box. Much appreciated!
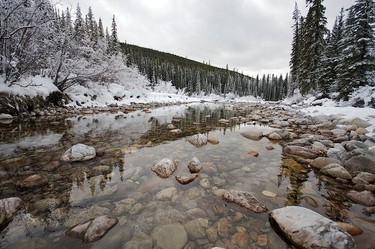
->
[0,197,23,227]
[241,130,263,140]
[184,218,209,240]
[347,190,375,206]
[187,134,208,147]
[33,198,61,212]
[156,187,178,201]
[122,232,153,249]
[200,178,211,189]
[310,157,341,169]
[222,190,268,213]
[65,215,118,243]
[283,145,320,159]
[320,163,352,180]
[151,158,179,178]
[17,174,48,188]
[113,198,136,215]
[187,157,202,173]
[175,174,199,185]
[335,222,363,236]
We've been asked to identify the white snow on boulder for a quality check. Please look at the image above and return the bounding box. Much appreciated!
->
[269,206,355,249]
[61,144,96,162]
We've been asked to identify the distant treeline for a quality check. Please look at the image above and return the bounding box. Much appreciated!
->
[122,43,288,101]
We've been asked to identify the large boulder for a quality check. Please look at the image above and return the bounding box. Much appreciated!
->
[151,158,179,178]
[61,144,96,162]
[0,197,23,228]
[222,190,267,213]
[269,206,356,249]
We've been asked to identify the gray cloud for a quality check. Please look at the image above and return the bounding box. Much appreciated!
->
[59,0,355,76]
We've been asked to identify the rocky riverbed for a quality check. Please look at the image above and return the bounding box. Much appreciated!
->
[0,102,374,249]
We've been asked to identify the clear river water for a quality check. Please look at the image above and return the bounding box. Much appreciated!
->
[0,103,374,249]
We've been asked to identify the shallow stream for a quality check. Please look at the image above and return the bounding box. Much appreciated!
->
[0,103,374,249]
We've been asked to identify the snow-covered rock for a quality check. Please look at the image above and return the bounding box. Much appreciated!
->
[269,206,356,249]
[61,144,96,162]
[151,158,179,178]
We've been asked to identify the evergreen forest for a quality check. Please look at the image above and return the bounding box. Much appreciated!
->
[289,0,375,100]
[0,0,374,103]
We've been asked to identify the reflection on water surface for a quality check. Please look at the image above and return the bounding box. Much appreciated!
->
[0,103,373,248]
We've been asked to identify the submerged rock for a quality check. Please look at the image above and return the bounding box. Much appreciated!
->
[335,222,363,236]
[152,223,188,249]
[269,206,356,249]
[17,174,48,188]
[123,232,153,249]
[65,215,118,243]
[184,218,209,240]
[222,190,267,213]
[61,144,96,162]
[0,197,23,228]
[151,158,179,178]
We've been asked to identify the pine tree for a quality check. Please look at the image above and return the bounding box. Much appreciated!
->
[86,7,97,44]
[299,0,328,95]
[98,18,104,38]
[289,2,301,96]
[108,15,120,54]
[73,4,85,42]
[336,0,375,100]
[319,8,345,95]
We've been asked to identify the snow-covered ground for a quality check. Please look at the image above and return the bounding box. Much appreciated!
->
[282,89,375,135]
[1,73,375,135]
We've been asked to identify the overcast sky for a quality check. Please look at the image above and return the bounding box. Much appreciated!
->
[58,0,355,76]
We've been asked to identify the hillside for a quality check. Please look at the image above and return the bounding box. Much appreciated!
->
[121,43,288,101]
